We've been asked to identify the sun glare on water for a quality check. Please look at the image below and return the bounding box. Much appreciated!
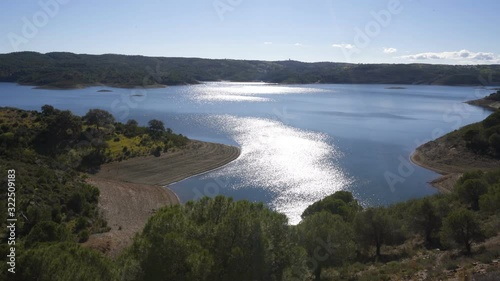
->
[208,115,351,224]
[190,82,327,103]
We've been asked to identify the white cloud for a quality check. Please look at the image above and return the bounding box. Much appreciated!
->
[383,47,397,54]
[332,43,354,49]
[401,49,499,63]
[294,43,302,46]
[263,42,273,45]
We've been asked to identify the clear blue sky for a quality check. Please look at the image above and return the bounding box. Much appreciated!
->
[1,0,499,64]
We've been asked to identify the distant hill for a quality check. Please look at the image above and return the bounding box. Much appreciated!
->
[1,51,500,88]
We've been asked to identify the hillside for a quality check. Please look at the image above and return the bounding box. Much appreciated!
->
[412,97,500,193]
[1,108,499,280]
[2,52,500,88]
[467,90,500,110]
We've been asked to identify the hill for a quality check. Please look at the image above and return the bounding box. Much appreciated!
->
[1,51,500,88]
[467,90,500,110]
[1,106,499,280]
[412,105,500,191]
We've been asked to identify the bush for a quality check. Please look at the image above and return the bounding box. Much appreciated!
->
[25,221,73,246]
[454,179,488,210]
[17,243,117,281]
[301,190,362,222]
[151,146,162,157]
[440,209,484,254]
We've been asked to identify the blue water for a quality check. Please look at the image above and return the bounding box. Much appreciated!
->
[0,82,493,223]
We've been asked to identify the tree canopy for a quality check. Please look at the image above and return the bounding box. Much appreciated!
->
[2,52,500,88]
[119,196,308,281]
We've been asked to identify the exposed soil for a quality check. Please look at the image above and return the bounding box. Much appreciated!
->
[411,123,500,193]
[83,140,240,258]
[93,140,241,186]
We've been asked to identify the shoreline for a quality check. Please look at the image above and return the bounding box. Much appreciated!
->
[410,95,499,193]
[410,150,459,194]
[84,140,241,257]
[11,80,500,90]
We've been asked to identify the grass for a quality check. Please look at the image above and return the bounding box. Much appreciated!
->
[105,133,165,161]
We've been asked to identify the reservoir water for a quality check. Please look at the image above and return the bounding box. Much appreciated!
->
[0,82,493,224]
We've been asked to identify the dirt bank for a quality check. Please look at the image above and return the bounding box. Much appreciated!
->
[84,140,240,257]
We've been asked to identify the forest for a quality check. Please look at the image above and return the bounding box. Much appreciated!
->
[0,106,499,280]
[1,52,500,88]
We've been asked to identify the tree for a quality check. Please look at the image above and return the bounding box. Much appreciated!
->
[479,183,500,213]
[83,109,115,131]
[120,196,305,281]
[440,209,484,254]
[301,191,362,222]
[409,197,441,245]
[34,110,82,155]
[25,221,73,247]
[482,110,500,129]
[41,104,56,116]
[489,133,500,156]
[147,119,165,140]
[17,242,117,281]
[124,119,140,137]
[354,207,396,258]
[455,179,488,211]
[297,212,356,280]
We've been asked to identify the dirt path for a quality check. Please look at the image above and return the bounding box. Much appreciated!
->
[83,140,240,257]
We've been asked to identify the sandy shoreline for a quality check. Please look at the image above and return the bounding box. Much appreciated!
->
[84,140,241,257]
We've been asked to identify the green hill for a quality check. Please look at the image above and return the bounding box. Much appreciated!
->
[1,52,500,88]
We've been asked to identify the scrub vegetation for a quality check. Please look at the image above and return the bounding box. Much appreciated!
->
[0,106,499,280]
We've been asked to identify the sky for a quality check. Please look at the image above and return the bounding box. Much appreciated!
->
[1,0,500,64]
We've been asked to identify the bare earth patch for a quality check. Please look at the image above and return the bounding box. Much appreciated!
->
[83,140,240,257]
[411,126,500,193]
[93,140,241,186]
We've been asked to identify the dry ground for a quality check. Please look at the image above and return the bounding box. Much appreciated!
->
[83,140,240,257]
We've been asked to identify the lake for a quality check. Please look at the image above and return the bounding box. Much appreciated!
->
[0,82,493,224]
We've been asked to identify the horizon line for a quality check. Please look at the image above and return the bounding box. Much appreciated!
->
[2,50,500,67]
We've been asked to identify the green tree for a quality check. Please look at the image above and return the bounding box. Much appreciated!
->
[440,209,484,254]
[34,109,82,155]
[25,221,73,246]
[479,183,500,213]
[301,191,362,222]
[16,243,117,281]
[124,119,140,137]
[41,104,56,116]
[354,207,397,258]
[482,110,500,129]
[489,133,500,156]
[297,212,356,280]
[83,108,115,131]
[455,179,489,211]
[409,197,441,245]
[120,196,304,281]
[147,119,165,140]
